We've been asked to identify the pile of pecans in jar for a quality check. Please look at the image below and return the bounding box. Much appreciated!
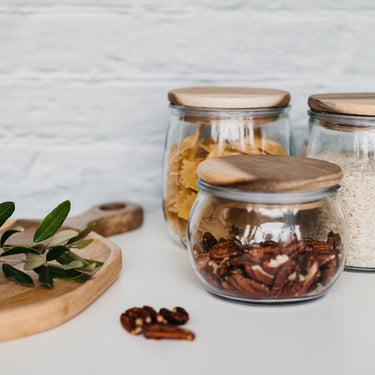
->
[193,231,343,301]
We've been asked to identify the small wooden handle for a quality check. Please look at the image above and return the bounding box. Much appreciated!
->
[66,201,143,237]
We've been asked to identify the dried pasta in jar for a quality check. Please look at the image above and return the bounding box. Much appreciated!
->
[163,87,293,246]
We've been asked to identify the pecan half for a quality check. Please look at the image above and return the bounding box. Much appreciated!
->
[327,231,341,249]
[315,252,336,267]
[210,239,242,260]
[247,265,274,286]
[199,266,222,288]
[202,232,218,251]
[120,313,143,335]
[228,254,254,268]
[228,273,270,299]
[270,258,300,298]
[142,306,158,324]
[159,307,189,325]
[263,254,290,276]
[260,240,278,248]
[281,279,304,298]
[144,324,195,341]
[125,307,147,326]
[296,260,320,296]
[320,259,337,286]
[195,253,211,269]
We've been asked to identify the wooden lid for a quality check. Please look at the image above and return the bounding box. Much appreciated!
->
[309,93,375,116]
[168,87,290,109]
[197,155,343,191]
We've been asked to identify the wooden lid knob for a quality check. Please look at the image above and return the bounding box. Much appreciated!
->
[309,93,375,116]
[168,87,290,109]
[197,155,343,191]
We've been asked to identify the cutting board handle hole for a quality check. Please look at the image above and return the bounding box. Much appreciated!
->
[99,202,126,211]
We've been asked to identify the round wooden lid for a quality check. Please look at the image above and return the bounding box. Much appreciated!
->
[197,155,343,191]
[168,87,290,109]
[309,93,375,116]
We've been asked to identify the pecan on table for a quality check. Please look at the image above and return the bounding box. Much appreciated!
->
[144,324,195,341]
[193,231,343,301]
[120,305,195,341]
[159,307,189,325]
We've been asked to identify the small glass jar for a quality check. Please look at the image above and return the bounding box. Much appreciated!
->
[163,87,294,247]
[187,155,348,303]
[304,93,375,271]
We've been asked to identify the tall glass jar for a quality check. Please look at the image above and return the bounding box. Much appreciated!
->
[187,155,349,303]
[163,87,294,247]
[304,93,375,271]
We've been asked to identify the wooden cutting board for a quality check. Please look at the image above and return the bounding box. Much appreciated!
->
[0,201,143,342]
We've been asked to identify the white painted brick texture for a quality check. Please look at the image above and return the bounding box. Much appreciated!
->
[0,1,375,216]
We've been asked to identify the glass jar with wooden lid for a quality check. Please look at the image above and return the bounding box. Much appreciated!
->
[304,93,375,271]
[163,87,294,247]
[187,155,348,303]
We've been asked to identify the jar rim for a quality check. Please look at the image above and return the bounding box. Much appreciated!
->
[170,104,290,120]
[308,109,375,127]
[196,179,341,204]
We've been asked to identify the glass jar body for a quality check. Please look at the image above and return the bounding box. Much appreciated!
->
[163,105,294,247]
[187,188,348,303]
[304,111,375,271]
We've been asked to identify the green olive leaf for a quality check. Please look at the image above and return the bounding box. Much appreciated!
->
[24,253,46,271]
[48,229,78,247]
[48,265,92,282]
[0,201,101,289]
[33,201,71,243]
[70,239,94,249]
[0,226,25,247]
[67,223,95,244]
[0,246,41,257]
[46,246,69,261]
[81,263,97,272]
[63,260,85,270]
[36,265,53,288]
[82,258,103,268]
[31,244,48,254]
[0,202,15,228]
[2,263,34,286]
[56,250,103,269]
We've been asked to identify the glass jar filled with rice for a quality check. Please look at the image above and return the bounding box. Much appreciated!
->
[163,87,294,247]
[304,93,375,271]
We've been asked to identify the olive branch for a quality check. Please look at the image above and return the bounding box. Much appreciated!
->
[0,201,102,288]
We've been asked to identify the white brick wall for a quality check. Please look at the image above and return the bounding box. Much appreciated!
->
[1,1,375,216]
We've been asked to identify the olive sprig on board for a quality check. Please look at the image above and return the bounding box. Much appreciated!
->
[0,201,102,288]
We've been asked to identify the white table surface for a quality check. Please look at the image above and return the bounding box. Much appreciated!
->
[1,210,375,375]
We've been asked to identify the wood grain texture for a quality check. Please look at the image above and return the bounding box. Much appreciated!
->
[197,155,343,191]
[66,201,143,237]
[309,93,375,116]
[0,219,122,343]
[168,87,290,109]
